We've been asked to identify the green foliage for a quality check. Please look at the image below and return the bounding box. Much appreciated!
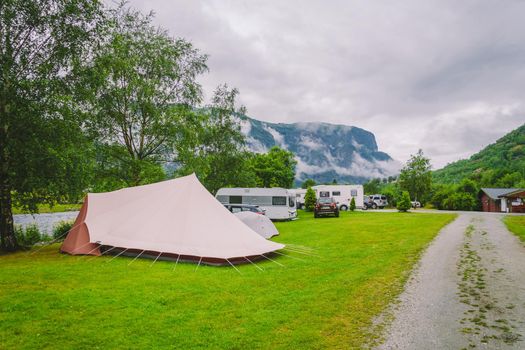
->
[434,124,525,186]
[430,178,480,211]
[53,220,75,241]
[350,197,356,211]
[249,146,297,188]
[81,4,208,186]
[364,178,382,195]
[14,224,44,248]
[175,85,255,194]
[304,187,317,211]
[398,149,432,203]
[0,0,104,251]
[1,212,455,349]
[397,191,412,212]
[442,192,477,211]
[301,178,316,189]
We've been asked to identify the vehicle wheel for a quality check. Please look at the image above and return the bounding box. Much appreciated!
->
[340,205,348,211]
[372,203,377,209]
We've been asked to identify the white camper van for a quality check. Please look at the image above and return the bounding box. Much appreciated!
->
[216,188,297,221]
[312,185,364,210]
[288,188,307,209]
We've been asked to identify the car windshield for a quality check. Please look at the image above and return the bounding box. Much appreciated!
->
[318,198,332,204]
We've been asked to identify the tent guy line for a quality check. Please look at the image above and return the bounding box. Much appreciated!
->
[273,250,306,262]
[150,252,163,267]
[244,256,264,271]
[107,248,128,262]
[128,250,145,266]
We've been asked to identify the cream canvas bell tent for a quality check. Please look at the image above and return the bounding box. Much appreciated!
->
[61,174,284,265]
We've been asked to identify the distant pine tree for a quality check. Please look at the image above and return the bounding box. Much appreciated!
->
[304,187,317,212]
[397,191,412,212]
[350,197,356,211]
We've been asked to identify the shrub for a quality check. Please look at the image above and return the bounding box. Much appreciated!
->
[15,224,43,247]
[350,197,356,211]
[442,192,476,211]
[304,187,317,212]
[53,220,75,241]
[397,191,411,212]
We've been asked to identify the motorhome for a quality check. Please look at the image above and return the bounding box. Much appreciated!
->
[288,188,307,209]
[312,185,364,210]
[216,187,297,221]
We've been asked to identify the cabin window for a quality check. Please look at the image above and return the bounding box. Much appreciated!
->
[351,189,357,197]
[216,195,228,203]
[229,195,242,204]
[319,191,330,197]
[272,196,287,206]
[332,191,341,196]
[289,196,295,207]
[243,195,272,205]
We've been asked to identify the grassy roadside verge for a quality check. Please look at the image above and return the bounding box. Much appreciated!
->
[504,216,525,243]
[12,203,81,215]
[0,211,455,349]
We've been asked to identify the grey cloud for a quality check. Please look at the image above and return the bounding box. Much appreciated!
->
[125,0,525,168]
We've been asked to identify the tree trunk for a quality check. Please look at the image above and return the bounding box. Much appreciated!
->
[0,110,18,252]
[0,178,17,252]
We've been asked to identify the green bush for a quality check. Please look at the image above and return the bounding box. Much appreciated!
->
[397,191,412,212]
[15,224,44,247]
[350,197,356,211]
[53,220,75,241]
[304,187,317,212]
[442,192,476,211]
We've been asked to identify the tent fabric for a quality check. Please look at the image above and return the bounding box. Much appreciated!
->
[61,174,284,261]
[234,211,279,239]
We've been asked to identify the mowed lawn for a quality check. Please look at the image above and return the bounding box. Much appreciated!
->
[0,211,455,349]
[504,215,525,243]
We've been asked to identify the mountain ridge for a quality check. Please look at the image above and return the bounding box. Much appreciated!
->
[239,115,401,184]
[433,123,525,185]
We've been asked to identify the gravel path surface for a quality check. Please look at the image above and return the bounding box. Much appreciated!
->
[14,211,79,235]
[378,213,525,349]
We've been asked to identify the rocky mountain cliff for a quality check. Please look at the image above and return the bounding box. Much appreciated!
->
[239,116,400,184]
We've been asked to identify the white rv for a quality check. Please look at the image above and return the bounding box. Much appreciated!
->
[216,187,297,221]
[288,188,307,209]
[312,184,364,210]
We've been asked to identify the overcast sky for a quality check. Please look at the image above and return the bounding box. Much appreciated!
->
[127,0,524,169]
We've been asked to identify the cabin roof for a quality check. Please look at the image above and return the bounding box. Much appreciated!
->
[480,188,519,200]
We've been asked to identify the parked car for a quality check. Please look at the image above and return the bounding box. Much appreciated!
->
[223,204,265,215]
[370,194,388,209]
[361,196,375,210]
[411,201,421,208]
[314,197,339,218]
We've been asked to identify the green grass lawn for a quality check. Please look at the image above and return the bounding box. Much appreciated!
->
[0,211,455,349]
[12,203,82,215]
[504,215,525,243]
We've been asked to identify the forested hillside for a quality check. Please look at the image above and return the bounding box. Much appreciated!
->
[433,124,525,187]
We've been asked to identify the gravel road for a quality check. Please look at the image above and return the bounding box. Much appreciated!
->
[14,211,79,235]
[378,213,525,349]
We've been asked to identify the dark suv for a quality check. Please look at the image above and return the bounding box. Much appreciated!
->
[224,204,265,215]
[314,197,339,218]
